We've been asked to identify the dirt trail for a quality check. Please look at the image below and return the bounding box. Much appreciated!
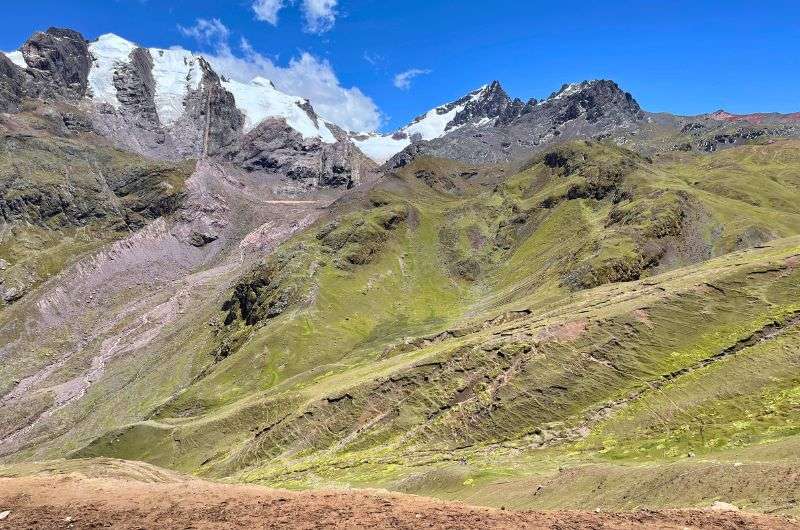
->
[0,474,797,529]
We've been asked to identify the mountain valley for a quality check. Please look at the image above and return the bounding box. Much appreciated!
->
[1,25,800,528]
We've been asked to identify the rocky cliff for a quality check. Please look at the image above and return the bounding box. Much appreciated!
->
[1,28,371,190]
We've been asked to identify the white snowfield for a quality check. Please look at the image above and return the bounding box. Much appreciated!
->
[403,85,487,139]
[352,133,411,165]
[222,77,336,142]
[2,50,27,68]
[353,85,490,164]
[148,46,203,125]
[79,33,334,142]
[87,34,137,109]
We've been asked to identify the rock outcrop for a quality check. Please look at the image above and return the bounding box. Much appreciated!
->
[20,27,91,101]
[112,47,160,130]
[446,80,534,129]
[388,79,647,167]
[0,54,26,113]
[186,58,245,156]
[222,118,376,189]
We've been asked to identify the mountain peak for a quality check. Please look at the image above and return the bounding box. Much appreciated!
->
[547,79,624,100]
[538,79,643,123]
[95,32,136,46]
[482,79,505,95]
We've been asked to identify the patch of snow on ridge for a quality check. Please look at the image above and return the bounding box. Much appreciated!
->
[3,50,26,68]
[351,84,491,163]
[87,34,137,108]
[149,47,203,125]
[352,133,410,164]
[401,85,488,140]
[223,76,336,142]
[552,83,583,100]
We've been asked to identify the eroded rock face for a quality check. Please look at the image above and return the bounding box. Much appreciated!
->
[21,28,91,101]
[222,118,376,189]
[0,54,26,113]
[0,27,92,114]
[113,47,160,131]
[447,80,534,130]
[387,80,647,167]
[92,55,245,161]
[0,133,193,230]
[190,59,245,156]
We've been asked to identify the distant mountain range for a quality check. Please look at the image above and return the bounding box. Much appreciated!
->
[4,28,800,171]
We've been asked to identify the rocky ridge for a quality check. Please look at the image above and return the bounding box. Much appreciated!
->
[370,79,800,168]
[1,28,372,189]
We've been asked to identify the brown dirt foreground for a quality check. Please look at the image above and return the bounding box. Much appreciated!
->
[1,475,798,530]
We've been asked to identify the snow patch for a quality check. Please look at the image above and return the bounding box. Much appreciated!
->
[87,34,137,108]
[352,134,410,164]
[3,50,26,68]
[552,83,586,100]
[224,76,336,142]
[149,47,203,125]
[400,85,487,140]
[352,84,490,163]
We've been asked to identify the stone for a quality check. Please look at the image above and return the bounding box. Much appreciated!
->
[189,231,218,248]
[710,501,740,512]
[221,118,377,189]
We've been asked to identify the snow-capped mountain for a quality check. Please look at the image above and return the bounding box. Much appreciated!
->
[2,32,336,145]
[0,28,377,189]
[4,28,800,173]
[351,81,530,163]
[383,79,652,167]
[84,33,337,142]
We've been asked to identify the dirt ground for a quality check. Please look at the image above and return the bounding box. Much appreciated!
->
[1,475,798,529]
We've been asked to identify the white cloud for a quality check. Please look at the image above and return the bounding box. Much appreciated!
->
[252,0,286,25]
[176,13,377,131]
[393,68,431,90]
[202,37,381,132]
[302,0,338,34]
[178,18,230,46]
[251,0,338,34]
[363,51,383,67]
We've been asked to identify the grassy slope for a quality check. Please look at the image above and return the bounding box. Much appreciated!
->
[56,140,800,512]
[0,106,195,307]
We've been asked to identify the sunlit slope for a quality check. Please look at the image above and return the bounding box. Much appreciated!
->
[64,140,800,512]
[0,107,194,308]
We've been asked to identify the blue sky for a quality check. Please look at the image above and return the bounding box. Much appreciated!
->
[2,0,799,132]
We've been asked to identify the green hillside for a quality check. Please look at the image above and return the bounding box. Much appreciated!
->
[43,139,800,513]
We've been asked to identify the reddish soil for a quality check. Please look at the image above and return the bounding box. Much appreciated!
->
[537,319,588,342]
[707,110,800,125]
[1,475,798,529]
